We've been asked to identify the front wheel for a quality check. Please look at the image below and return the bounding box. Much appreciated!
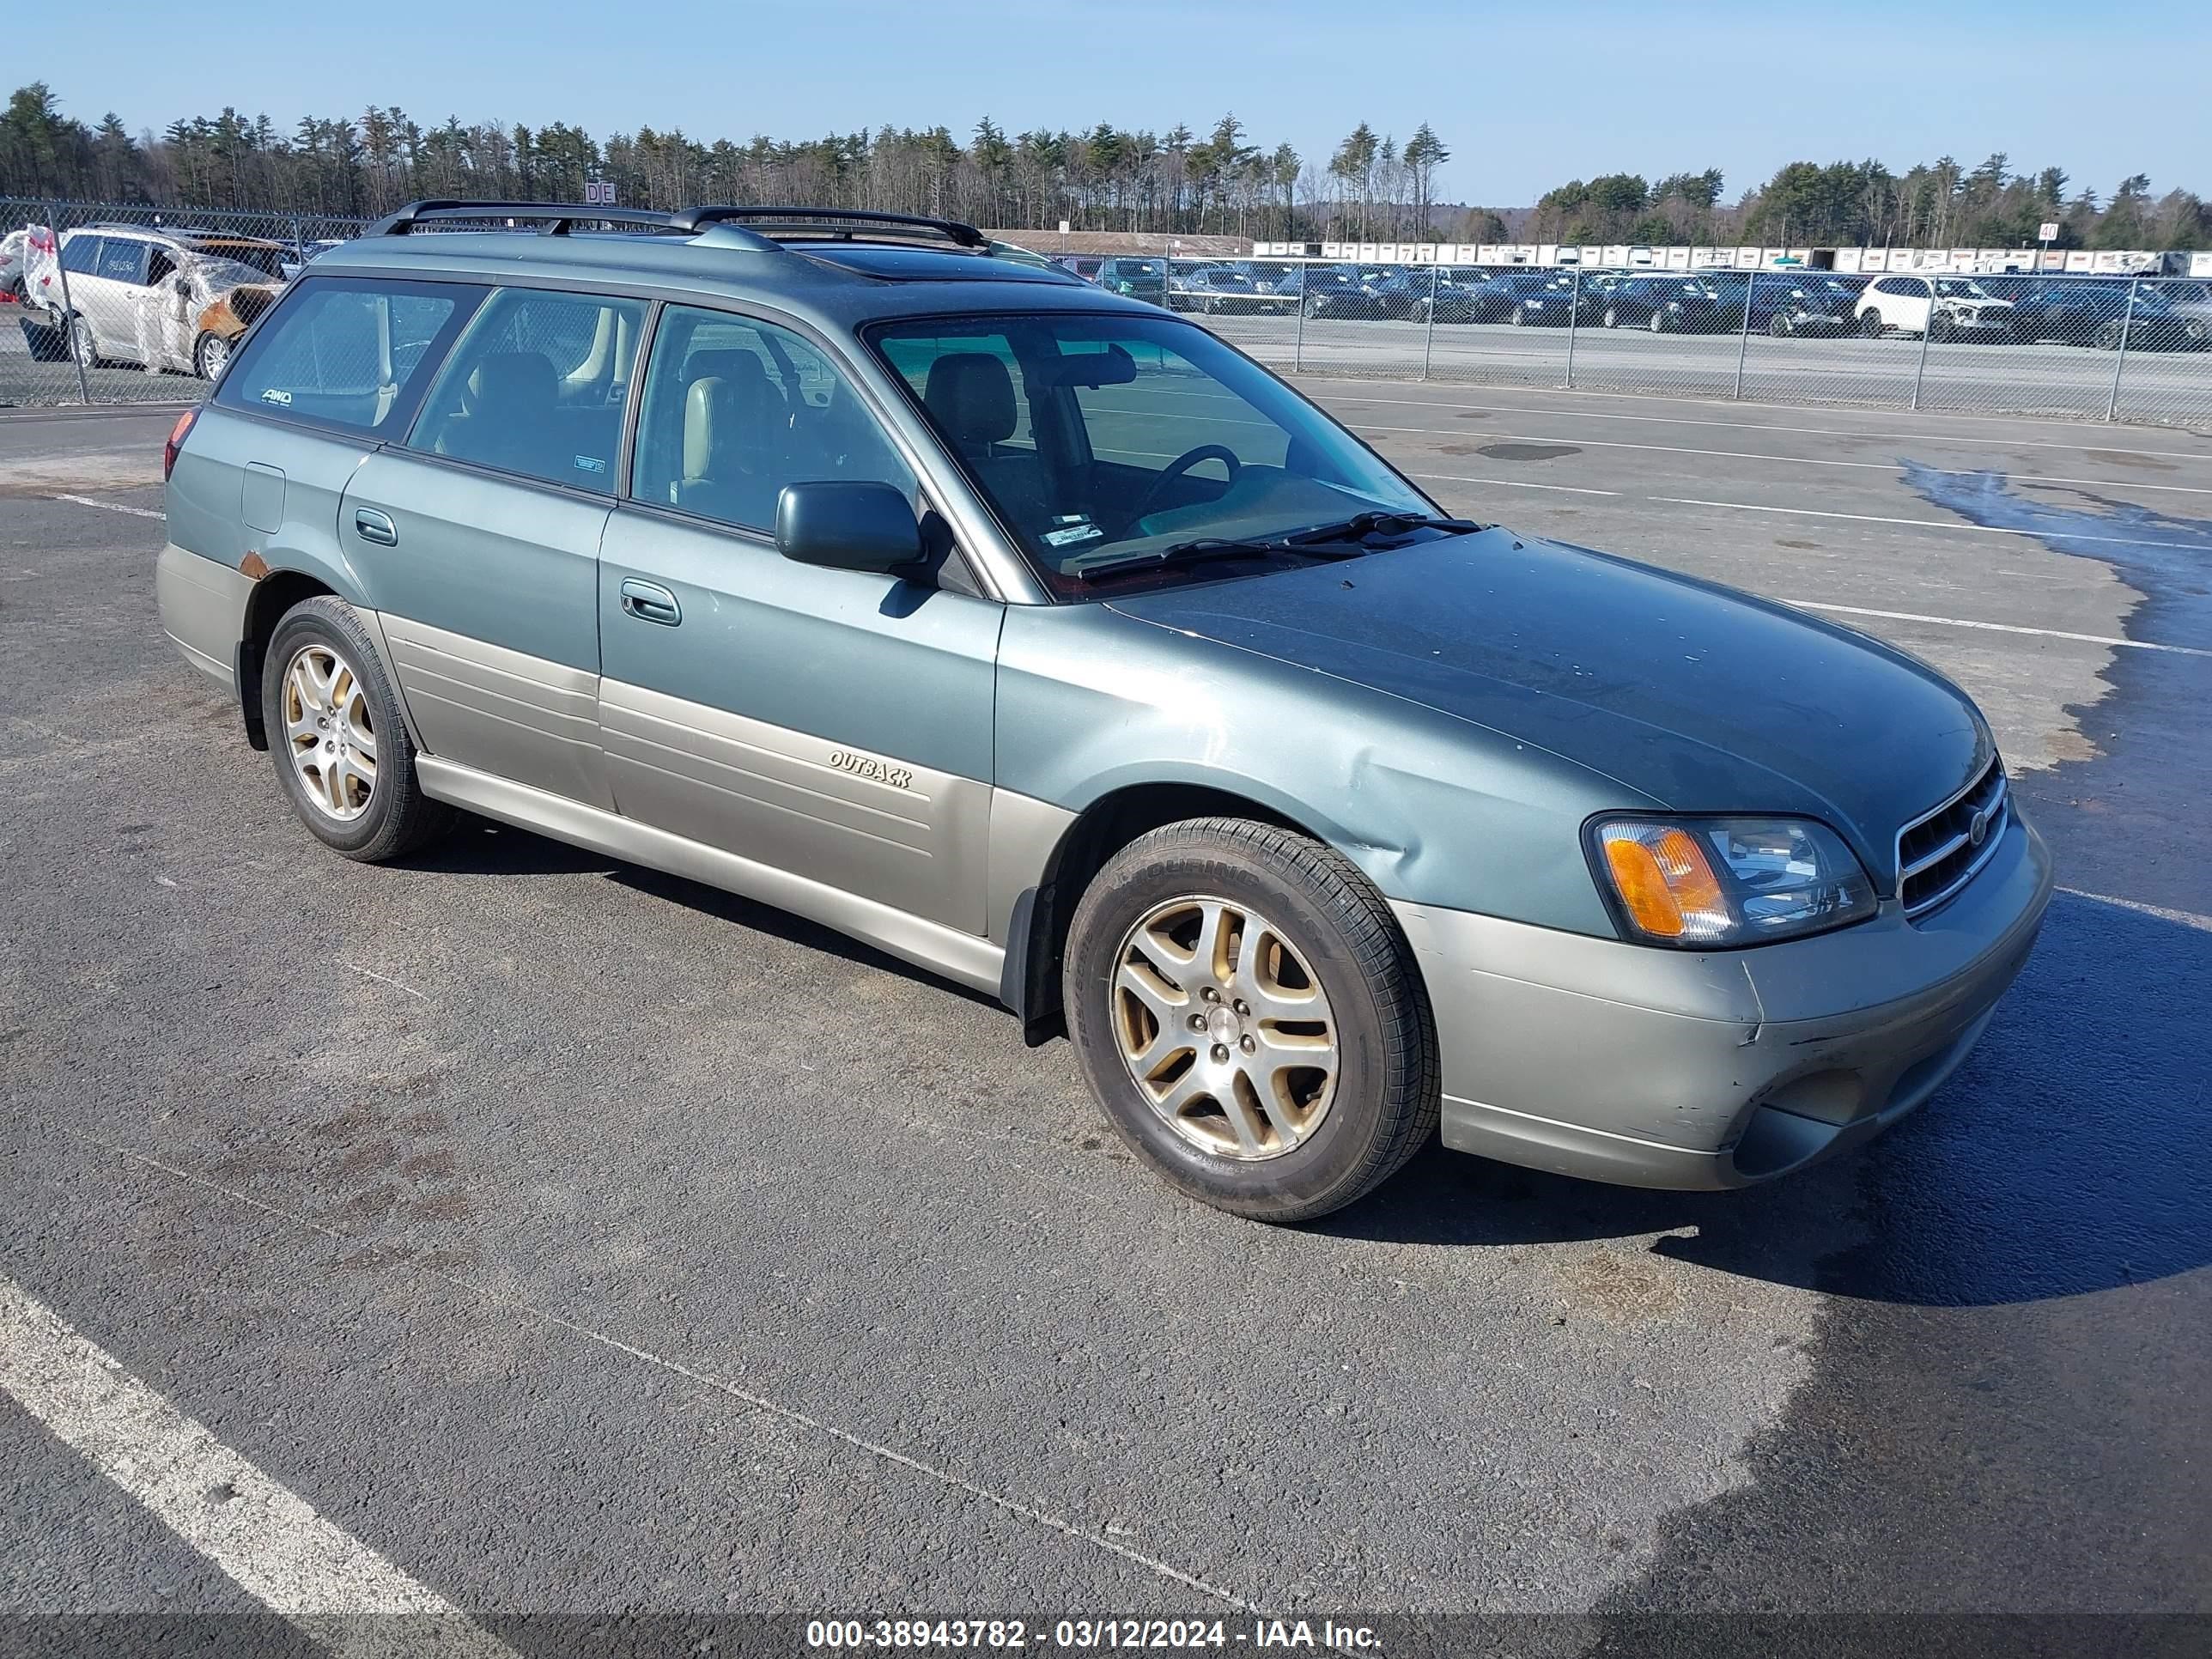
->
[1064,817,1438,1223]
[1602,307,1620,329]
[261,597,456,861]
[1649,309,1668,333]
[1768,312,1793,337]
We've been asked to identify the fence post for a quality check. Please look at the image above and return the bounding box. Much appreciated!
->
[2104,276,2141,422]
[1910,277,1936,411]
[1420,259,1439,380]
[48,201,94,406]
[1292,258,1306,374]
[290,213,305,270]
[1733,270,1756,398]
[1564,265,1582,389]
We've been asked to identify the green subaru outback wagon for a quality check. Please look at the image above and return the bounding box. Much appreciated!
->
[155,202,2052,1221]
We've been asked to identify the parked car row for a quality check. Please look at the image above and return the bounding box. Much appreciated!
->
[1049,257,2212,350]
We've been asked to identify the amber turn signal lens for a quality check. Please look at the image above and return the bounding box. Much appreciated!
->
[1598,824,1727,940]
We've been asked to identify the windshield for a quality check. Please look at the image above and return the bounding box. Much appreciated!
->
[870,313,1435,593]
[1934,278,1995,299]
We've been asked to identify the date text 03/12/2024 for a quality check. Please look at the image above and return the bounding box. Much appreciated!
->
[804,1619,1383,1650]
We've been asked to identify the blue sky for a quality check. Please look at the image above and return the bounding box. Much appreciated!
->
[43,0,2212,206]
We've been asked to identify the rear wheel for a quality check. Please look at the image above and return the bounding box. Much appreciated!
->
[1649,309,1668,333]
[193,331,231,380]
[68,313,100,368]
[1064,817,1438,1223]
[1602,307,1620,329]
[1860,308,1885,337]
[1510,305,1528,326]
[261,597,455,862]
[1768,312,1793,337]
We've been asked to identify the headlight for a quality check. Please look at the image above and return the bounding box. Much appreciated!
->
[1587,817,1876,948]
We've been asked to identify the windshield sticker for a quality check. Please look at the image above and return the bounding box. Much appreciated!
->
[1042,516,1103,548]
[259,388,293,406]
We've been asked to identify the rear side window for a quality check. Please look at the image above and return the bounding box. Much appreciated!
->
[408,288,647,494]
[217,276,483,435]
[96,239,149,283]
[61,235,101,275]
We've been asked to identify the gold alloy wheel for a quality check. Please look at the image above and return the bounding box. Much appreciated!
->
[1109,895,1339,1161]
[281,642,377,822]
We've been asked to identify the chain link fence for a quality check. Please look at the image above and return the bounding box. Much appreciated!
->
[1170,256,2212,427]
[2,198,368,406]
[6,199,2210,428]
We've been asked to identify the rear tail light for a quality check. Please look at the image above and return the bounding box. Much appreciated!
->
[163,406,198,481]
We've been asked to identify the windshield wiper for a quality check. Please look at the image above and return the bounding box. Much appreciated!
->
[1283,510,1480,546]
[1071,537,1351,584]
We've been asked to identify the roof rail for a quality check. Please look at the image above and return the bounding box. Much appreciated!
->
[673,206,988,248]
[364,199,985,252]
[367,200,678,236]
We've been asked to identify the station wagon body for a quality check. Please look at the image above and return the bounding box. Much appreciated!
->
[155,204,2052,1221]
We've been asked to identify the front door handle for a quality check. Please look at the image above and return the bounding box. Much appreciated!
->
[353,507,398,546]
[619,578,681,626]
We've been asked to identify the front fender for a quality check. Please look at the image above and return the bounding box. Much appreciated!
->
[994,604,1638,937]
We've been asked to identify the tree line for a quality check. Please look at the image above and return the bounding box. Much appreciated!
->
[1529,156,2210,252]
[5,83,2206,251]
[1,83,1459,242]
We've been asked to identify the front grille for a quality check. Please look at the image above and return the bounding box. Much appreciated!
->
[1897,757,2008,918]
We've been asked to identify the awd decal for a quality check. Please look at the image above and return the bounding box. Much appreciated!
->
[828,749,915,791]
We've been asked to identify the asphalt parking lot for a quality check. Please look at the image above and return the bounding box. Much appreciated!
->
[3,386,2208,1654]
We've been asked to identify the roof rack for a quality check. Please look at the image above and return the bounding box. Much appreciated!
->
[672,206,987,248]
[367,199,987,252]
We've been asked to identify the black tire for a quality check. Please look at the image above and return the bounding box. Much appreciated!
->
[67,313,101,368]
[1510,305,1527,326]
[1063,817,1439,1224]
[1648,308,1668,333]
[1768,312,1792,337]
[1602,307,1620,329]
[1860,308,1884,337]
[260,596,456,862]
[1929,315,1954,344]
[193,331,231,380]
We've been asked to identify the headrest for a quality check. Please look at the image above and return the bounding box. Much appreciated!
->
[923,352,1017,452]
[683,349,774,395]
[470,351,556,416]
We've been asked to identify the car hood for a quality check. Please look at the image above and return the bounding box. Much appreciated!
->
[1107,528,1990,885]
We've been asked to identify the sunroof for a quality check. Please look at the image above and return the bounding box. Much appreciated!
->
[799,245,1077,283]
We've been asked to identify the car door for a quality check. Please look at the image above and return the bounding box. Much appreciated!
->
[85,236,155,359]
[597,304,1002,936]
[339,283,649,811]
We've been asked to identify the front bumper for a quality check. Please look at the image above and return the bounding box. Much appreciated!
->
[1390,811,2053,1190]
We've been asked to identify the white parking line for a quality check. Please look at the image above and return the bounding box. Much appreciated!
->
[1316,390,2211,460]
[62,1132,1260,1613]
[1650,494,2207,551]
[0,1273,516,1654]
[2057,888,2212,931]
[52,493,165,520]
[1355,423,2212,496]
[1784,601,2212,658]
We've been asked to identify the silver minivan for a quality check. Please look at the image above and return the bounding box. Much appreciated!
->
[156,202,2052,1222]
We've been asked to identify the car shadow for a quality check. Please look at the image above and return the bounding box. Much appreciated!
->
[1320,889,2212,1310]
[401,814,1004,1009]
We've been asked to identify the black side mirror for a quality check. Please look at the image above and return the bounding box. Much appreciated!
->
[774,481,925,574]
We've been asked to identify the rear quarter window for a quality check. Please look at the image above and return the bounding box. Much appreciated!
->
[216,276,484,435]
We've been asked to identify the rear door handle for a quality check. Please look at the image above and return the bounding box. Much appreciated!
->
[619,579,681,626]
[353,507,398,546]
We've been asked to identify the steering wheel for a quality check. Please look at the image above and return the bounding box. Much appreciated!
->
[1130,444,1243,524]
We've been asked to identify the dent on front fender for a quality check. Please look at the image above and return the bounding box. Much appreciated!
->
[994,605,1634,936]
